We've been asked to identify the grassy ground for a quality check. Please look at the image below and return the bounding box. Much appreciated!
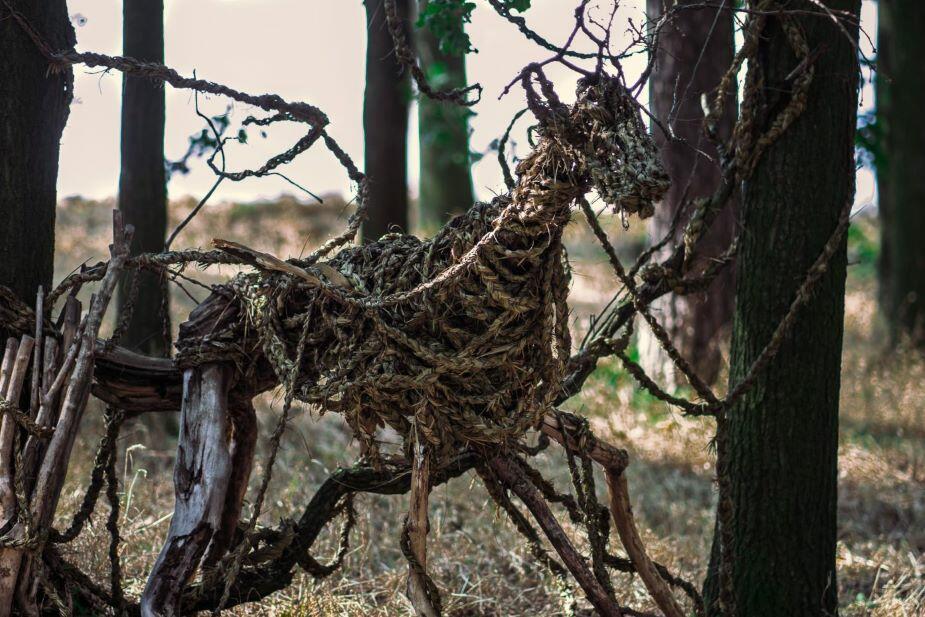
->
[50,198,923,616]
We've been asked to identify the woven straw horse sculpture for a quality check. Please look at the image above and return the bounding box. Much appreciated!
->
[139,74,670,616]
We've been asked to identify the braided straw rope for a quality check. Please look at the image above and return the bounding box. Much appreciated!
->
[175,76,668,464]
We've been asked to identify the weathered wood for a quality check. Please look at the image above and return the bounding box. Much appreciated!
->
[605,470,685,617]
[15,213,132,615]
[202,399,256,569]
[0,339,22,617]
[92,340,275,415]
[40,338,58,401]
[539,411,628,472]
[40,297,82,419]
[28,287,42,416]
[37,324,82,415]
[141,363,235,617]
[0,335,34,617]
[213,238,351,289]
[20,338,58,499]
[92,343,183,413]
[406,438,438,617]
[32,212,132,528]
[0,336,34,517]
[488,456,622,617]
[543,411,684,617]
[0,340,17,410]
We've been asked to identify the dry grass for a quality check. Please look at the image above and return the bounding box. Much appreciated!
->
[50,199,923,616]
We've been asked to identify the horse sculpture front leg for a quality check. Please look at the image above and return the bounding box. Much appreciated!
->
[141,363,256,617]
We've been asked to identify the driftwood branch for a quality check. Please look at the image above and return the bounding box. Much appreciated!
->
[487,455,622,617]
[31,211,133,529]
[8,212,132,615]
[405,438,439,617]
[605,470,685,617]
[141,364,236,617]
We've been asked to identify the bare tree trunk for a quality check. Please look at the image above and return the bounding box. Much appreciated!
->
[415,0,475,233]
[0,1,74,314]
[640,0,737,386]
[362,0,412,241]
[118,0,171,357]
[879,0,925,346]
[875,0,893,315]
[702,2,861,615]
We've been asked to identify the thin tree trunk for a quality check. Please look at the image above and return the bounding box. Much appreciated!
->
[415,0,475,233]
[640,0,737,386]
[880,0,925,346]
[874,0,893,315]
[363,0,412,241]
[703,2,860,615]
[0,1,74,312]
[118,0,170,357]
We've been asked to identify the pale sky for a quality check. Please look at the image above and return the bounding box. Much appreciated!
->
[58,0,877,207]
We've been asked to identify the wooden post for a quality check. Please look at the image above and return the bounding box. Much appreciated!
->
[141,363,235,617]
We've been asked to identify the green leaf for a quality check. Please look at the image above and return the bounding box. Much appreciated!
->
[503,0,530,11]
[416,0,476,56]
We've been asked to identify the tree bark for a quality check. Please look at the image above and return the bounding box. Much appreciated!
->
[874,0,893,315]
[640,0,737,386]
[415,1,475,233]
[703,2,861,615]
[362,0,412,241]
[879,0,925,346]
[0,1,74,313]
[118,0,171,357]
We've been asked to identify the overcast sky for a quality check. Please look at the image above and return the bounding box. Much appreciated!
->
[58,0,877,208]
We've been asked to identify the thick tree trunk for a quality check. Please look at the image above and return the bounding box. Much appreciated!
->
[879,0,925,346]
[415,1,475,233]
[0,1,74,311]
[703,2,861,616]
[362,0,412,241]
[118,0,170,357]
[640,0,737,387]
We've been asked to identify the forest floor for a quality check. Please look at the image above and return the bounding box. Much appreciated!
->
[51,196,923,616]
